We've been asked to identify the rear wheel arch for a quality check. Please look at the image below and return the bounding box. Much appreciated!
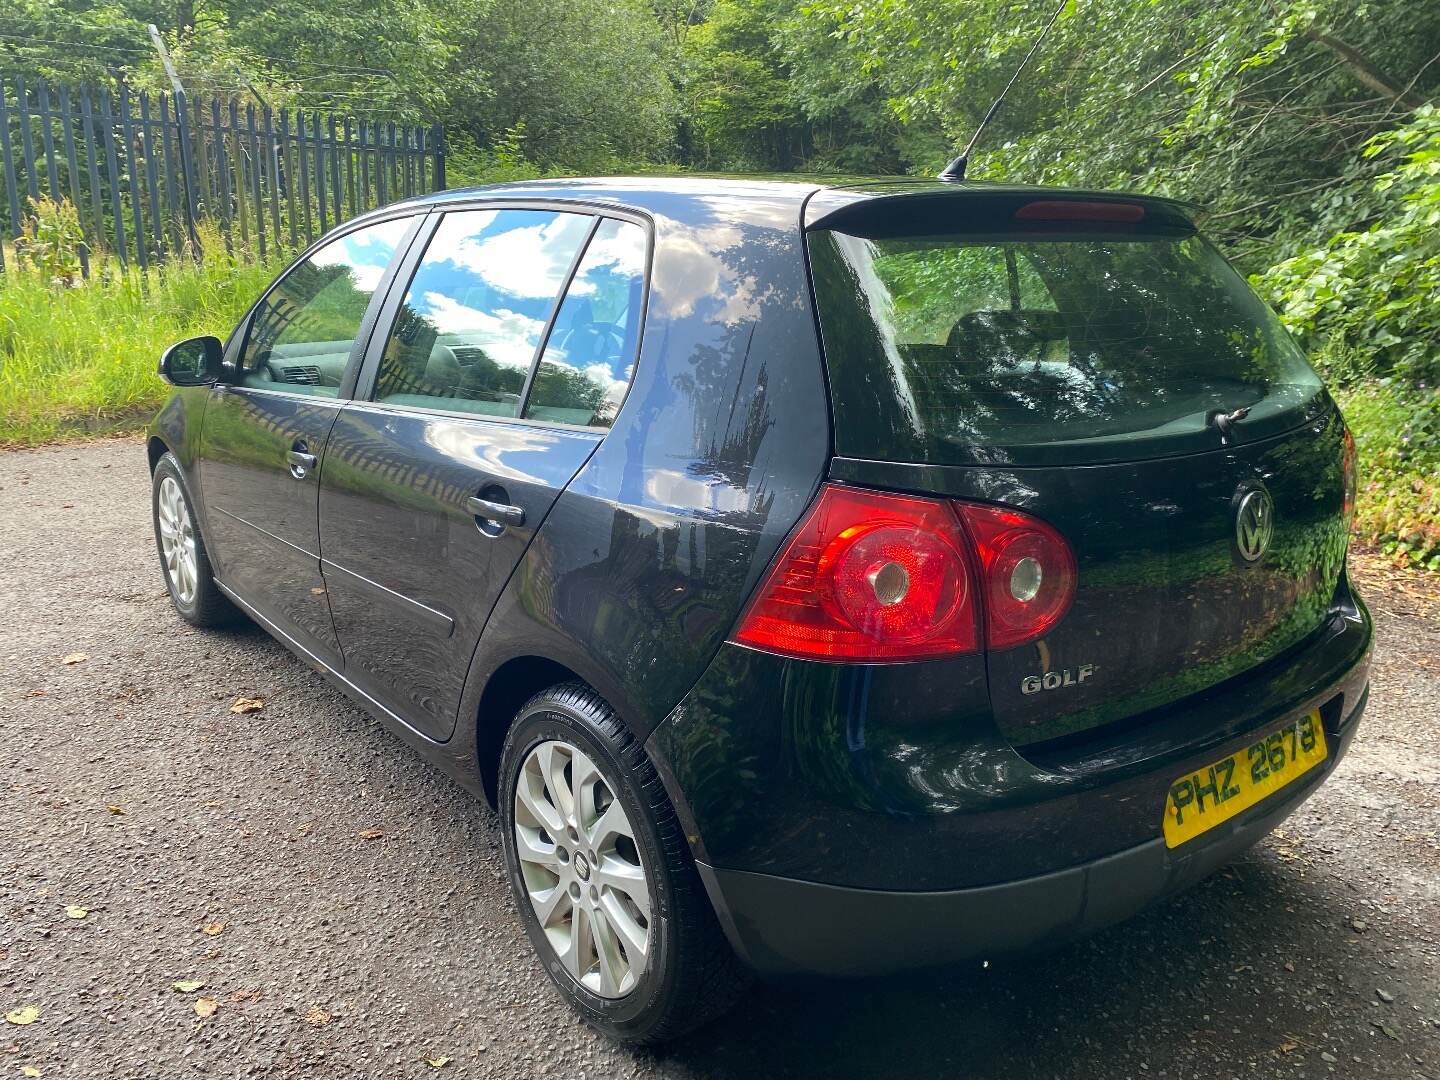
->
[475,655,588,807]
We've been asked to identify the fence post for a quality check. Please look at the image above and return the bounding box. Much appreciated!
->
[0,78,23,257]
[430,123,445,191]
[148,25,202,260]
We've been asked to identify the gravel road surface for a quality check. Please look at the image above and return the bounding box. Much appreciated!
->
[2,438,1438,1079]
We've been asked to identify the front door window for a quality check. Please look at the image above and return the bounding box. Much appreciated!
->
[240,217,411,396]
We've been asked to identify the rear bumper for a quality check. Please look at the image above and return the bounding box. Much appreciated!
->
[700,684,1368,977]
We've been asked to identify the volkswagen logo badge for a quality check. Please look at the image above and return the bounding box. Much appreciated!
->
[1234,486,1274,563]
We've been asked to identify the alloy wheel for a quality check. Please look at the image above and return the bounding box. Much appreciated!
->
[512,739,651,998]
[157,475,199,606]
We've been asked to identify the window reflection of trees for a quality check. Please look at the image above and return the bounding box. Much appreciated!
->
[828,233,1316,447]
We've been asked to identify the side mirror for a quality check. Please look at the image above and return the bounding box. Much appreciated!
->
[158,335,224,386]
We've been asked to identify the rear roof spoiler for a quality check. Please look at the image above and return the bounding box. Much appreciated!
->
[804,185,1202,236]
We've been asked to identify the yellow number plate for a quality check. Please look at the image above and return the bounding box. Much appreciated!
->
[1163,711,1327,849]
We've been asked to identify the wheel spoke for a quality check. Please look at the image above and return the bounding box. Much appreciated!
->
[562,903,593,982]
[590,906,628,996]
[530,882,569,928]
[597,859,649,920]
[571,750,602,832]
[515,825,560,869]
[516,769,566,836]
[600,891,650,980]
[536,743,575,826]
[587,800,632,851]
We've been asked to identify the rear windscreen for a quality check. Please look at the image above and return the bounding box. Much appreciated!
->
[807,225,1323,464]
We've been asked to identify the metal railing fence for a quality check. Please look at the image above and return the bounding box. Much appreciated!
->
[0,72,445,275]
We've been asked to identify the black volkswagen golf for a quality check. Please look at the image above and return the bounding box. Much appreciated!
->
[147,177,1371,1043]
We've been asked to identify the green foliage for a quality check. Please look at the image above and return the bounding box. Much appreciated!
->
[14,197,86,286]
[1255,107,1440,388]
[1,0,1437,567]
[1336,383,1440,570]
[445,0,678,169]
[0,247,281,446]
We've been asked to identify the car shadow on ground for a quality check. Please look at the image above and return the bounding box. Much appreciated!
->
[653,854,1382,1079]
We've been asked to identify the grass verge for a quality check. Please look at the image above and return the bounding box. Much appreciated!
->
[0,251,280,447]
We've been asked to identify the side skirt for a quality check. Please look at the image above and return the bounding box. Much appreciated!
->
[215,577,444,748]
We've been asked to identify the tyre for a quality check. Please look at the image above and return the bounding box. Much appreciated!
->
[499,683,750,1044]
[151,451,238,628]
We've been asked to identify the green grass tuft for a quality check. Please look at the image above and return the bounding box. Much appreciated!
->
[0,249,281,447]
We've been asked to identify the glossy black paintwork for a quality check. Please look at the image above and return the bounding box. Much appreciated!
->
[197,387,346,666]
[145,177,1370,926]
[318,402,602,740]
[828,405,1352,746]
[149,176,832,778]
[455,180,831,750]
[650,578,1369,891]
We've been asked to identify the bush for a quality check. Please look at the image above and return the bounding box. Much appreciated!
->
[14,196,87,286]
[1335,382,1440,571]
[1256,107,1440,390]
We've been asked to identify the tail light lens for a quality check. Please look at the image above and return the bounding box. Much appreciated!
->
[954,503,1077,650]
[731,484,1076,662]
[1341,426,1358,529]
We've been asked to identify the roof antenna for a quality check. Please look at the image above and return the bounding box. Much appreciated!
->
[938,0,1070,182]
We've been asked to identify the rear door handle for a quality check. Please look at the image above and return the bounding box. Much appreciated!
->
[466,496,525,528]
[287,448,318,480]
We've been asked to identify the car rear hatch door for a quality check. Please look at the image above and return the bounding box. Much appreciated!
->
[807,187,1351,747]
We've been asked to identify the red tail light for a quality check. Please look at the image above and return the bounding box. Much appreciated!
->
[731,484,1076,662]
[955,503,1077,650]
[1341,426,1358,528]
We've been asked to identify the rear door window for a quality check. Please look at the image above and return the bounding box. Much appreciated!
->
[240,217,411,395]
[525,218,648,428]
[372,208,595,417]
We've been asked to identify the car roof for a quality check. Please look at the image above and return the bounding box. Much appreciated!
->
[381,175,1200,228]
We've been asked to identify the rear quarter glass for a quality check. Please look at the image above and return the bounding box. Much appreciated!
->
[806,202,1325,467]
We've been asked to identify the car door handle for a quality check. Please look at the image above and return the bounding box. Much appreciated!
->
[466,496,525,528]
[286,448,318,480]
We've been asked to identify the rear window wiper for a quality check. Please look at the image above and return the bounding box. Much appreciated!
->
[1207,406,1251,435]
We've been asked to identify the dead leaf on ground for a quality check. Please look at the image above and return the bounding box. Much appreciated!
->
[201,921,227,937]
[229,697,265,715]
[3,1006,38,1026]
[171,980,205,993]
[303,1006,331,1026]
[60,653,87,665]
[356,828,384,840]
[63,905,88,920]
[420,1056,451,1069]
[193,997,219,1019]
[104,804,126,816]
